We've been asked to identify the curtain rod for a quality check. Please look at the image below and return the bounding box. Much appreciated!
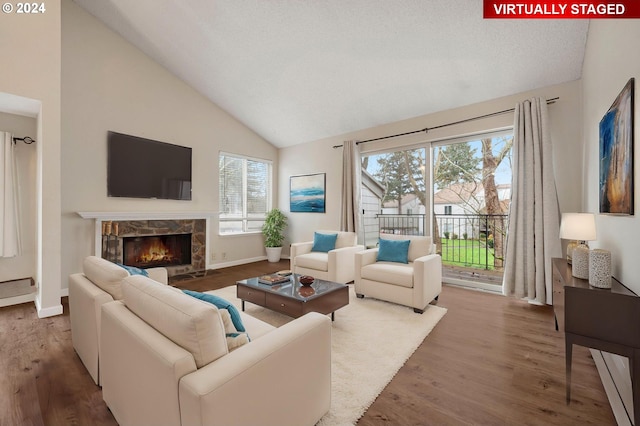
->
[332,97,559,148]
[13,136,36,144]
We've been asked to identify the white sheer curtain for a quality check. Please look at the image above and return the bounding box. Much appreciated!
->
[503,98,561,304]
[0,132,21,258]
[340,140,362,235]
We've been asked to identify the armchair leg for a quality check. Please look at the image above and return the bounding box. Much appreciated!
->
[356,293,364,299]
[413,308,424,314]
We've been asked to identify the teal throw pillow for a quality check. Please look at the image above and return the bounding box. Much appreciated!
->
[377,239,411,264]
[182,289,246,333]
[311,232,338,253]
[117,263,149,277]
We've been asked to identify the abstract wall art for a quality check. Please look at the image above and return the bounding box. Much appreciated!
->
[599,78,634,215]
[290,173,326,213]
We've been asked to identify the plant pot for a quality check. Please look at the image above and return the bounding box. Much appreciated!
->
[265,246,282,263]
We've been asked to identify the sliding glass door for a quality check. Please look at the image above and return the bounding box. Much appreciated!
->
[360,147,427,249]
[358,130,512,291]
[432,132,512,290]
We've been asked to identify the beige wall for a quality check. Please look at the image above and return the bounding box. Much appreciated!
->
[0,2,62,317]
[61,0,278,285]
[0,114,37,282]
[581,19,640,422]
[280,80,583,255]
[583,20,640,293]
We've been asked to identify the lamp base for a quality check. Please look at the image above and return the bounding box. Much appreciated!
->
[572,243,590,279]
[589,249,612,289]
[566,240,578,264]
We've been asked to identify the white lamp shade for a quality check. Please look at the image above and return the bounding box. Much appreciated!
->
[559,213,596,241]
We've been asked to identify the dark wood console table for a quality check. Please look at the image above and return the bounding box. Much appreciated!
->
[552,257,640,424]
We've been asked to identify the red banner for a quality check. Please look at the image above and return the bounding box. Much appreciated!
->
[484,1,640,18]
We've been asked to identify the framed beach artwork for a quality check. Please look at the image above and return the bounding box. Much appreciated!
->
[599,78,634,215]
[290,173,326,213]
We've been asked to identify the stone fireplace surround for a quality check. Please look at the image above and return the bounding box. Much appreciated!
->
[78,212,212,277]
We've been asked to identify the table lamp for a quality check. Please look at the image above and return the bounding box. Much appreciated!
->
[559,213,596,279]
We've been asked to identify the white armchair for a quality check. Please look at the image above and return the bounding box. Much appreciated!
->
[290,231,364,284]
[354,234,442,313]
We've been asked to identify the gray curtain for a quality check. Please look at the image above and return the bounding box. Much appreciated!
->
[503,98,561,304]
[340,140,362,236]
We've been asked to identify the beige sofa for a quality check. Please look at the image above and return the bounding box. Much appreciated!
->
[101,274,332,426]
[69,256,168,385]
[290,231,364,284]
[354,234,442,313]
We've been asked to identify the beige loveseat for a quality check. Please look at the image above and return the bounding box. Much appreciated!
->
[354,234,442,313]
[68,256,169,385]
[290,231,364,284]
[100,275,332,426]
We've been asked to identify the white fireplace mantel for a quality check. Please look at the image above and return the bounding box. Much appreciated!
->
[77,211,217,221]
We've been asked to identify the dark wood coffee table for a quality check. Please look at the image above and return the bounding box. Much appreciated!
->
[236,274,349,321]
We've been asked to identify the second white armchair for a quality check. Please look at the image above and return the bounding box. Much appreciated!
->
[354,234,442,313]
[290,231,364,284]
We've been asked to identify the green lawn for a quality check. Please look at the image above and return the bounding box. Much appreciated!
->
[439,239,495,270]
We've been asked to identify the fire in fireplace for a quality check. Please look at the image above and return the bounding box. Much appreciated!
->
[123,233,192,268]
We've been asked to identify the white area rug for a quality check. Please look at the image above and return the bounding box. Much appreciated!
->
[211,285,447,426]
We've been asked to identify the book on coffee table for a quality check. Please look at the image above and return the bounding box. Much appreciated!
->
[258,274,290,285]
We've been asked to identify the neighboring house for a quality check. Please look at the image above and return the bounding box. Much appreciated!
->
[434,183,511,239]
[361,170,385,248]
[379,194,427,236]
[381,193,426,215]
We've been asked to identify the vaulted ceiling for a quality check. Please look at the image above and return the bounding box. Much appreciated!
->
[72,0,589,148]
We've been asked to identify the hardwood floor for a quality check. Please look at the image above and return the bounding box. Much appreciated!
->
[0,260,615,425]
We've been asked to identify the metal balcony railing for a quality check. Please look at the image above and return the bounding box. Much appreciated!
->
[434,214,508,270]
[375,213,508,271]
[376,213,425,236]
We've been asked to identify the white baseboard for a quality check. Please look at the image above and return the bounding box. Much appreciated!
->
[207,256,267,270]
[34,296,63,318]
[443,277,503,294]
[0,292,35,308]
[207,255,290,270]
[1,289,68,315]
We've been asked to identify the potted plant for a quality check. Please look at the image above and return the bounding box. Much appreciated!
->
[262,208,287,262]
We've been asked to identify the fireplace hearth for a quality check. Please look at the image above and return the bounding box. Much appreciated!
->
[123,234,192,268]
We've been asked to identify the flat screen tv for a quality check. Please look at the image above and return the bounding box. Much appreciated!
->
[107,131,192,200]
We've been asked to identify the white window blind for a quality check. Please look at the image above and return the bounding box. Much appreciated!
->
[219,153,272,234]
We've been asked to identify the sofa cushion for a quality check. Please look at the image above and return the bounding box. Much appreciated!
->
[219,309,250,351]
[183,289,251,352]
[295,252,329,272]
[83,256,130,300]
[312,232,338,253]
[377,239,410,263]
[239,312,276,340]
[361,262,414,288]
[122,275,228,368]
[182,290,246,332]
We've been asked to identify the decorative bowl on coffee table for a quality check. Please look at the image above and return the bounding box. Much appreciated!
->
[299,275,314,286]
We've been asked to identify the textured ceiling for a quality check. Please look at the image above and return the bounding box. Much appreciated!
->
[72,0,589,148]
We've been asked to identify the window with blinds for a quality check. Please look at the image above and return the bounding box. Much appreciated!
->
[219,153,272,234]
